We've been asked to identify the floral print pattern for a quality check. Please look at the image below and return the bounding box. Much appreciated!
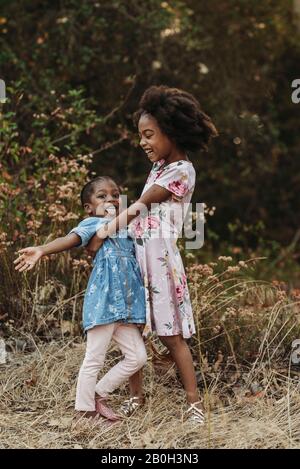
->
[128,159,196,338]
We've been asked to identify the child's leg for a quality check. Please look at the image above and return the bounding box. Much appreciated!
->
[95,324,147,397]
[127,324,145,401]
[158,334,200,404]
[159,335,204,424]
[75,324,115,412]
[128,369,143,400]
[119,369,144,416]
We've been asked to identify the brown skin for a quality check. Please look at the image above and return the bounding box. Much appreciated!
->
[83,180,121,217]
[138,112,187,164]
[15,180,124,420]
[86,113,190,254]
[14,180,119,272]
[86,114,202,409]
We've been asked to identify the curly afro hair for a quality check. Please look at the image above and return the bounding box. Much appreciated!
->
[134,85,218,152]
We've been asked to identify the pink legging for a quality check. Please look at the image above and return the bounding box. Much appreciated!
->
[75,322,147,411]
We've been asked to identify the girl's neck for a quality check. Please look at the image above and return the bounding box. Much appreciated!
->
[164,148,189,164]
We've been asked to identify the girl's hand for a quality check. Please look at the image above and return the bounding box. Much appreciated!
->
[96,225,108,239]
[14,247,44,272]
[86,235,104,258]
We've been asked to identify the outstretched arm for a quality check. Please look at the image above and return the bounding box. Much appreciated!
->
[86,184,171,257]
[14,233,81,272]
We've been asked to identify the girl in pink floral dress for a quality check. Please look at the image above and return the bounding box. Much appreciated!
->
[88,85,218,424]
[129,158,196,339]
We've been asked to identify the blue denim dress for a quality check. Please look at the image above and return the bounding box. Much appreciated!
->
[70,217,146,331]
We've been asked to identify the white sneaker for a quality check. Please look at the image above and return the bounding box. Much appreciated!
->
[120,396,141,416]
[185,401,205,425]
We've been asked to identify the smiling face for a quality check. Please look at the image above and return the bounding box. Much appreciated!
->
[138,113,175,163]
[84,179,120,217]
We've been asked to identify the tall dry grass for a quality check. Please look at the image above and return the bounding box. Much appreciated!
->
[1,254,300,448]
[1,337,300,449]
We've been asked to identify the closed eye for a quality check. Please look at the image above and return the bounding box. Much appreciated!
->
[139,131,154,139]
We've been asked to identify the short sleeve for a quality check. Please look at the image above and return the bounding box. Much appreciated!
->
[69,217,108,247]
[154,162,194,200]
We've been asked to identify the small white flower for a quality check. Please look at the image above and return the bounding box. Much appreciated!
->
[56,17,68,24]
[198,63,209,74]
[89,284,97,294]
[152,60,162,70]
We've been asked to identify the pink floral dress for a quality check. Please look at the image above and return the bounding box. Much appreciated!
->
[128,159,196,338]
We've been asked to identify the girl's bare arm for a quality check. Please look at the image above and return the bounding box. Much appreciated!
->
[86,184,171,256]
[14,233,82,272]
[39,233,82,255]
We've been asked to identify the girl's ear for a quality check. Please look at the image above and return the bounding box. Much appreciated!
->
[84,203,92,215]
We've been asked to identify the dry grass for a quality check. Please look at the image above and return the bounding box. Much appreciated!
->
[2,256,300,448]
[1,338,300,449]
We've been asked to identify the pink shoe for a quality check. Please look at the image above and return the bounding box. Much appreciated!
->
[95,396,121,421]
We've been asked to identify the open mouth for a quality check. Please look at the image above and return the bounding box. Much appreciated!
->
[144,149,154,158]
[104,205,117,216]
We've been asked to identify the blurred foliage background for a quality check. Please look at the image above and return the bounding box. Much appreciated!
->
[1,0,300,329]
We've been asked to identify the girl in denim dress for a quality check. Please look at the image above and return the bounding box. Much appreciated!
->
[72,210,146,331]
[14,176,147,424]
